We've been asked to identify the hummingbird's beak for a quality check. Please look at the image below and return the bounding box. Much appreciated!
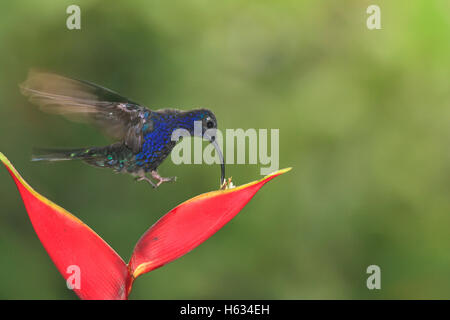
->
[205,134,225,186]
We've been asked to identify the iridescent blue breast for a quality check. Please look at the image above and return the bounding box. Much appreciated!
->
[134,113,178,170]
[133,110,208,171]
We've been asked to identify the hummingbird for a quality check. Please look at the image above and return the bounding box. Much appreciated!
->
[20,70,225,188]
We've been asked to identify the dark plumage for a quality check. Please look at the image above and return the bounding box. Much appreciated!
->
[20,70,225,188]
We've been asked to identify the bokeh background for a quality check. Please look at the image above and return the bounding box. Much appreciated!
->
[0,0,449,299]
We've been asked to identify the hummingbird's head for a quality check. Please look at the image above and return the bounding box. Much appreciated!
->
[188,108,218,139]
[182,108,225,185]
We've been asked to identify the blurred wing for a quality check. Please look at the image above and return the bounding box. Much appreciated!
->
[20,70,150,152]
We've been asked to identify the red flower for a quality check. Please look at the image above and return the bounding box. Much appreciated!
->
[0,152,290,299]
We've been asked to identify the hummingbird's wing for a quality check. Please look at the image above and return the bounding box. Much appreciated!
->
[20,70,150,153]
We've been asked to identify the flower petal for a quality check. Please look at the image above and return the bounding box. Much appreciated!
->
[128,168,291,293]
[1,152,290,299]
[0,153,129,300]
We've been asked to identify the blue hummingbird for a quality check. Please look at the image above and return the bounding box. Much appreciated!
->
[20,70,225,188]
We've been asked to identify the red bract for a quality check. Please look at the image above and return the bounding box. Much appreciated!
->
[0,152,290,299]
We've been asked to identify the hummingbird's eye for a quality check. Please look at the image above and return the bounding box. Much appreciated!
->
[206,120,214,128]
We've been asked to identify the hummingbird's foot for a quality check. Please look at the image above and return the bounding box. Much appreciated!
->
[151,170,177,187]
[135,176,157,188]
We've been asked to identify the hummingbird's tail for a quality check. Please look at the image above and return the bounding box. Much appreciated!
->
[31,147,91,162]
[31,143,134,171]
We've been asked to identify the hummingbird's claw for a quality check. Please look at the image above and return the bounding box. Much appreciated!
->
[135,176,157,188]
[151,170,177,188]
[135,171,176,188]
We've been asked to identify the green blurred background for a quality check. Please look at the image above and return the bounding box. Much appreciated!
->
[0,0,449,299]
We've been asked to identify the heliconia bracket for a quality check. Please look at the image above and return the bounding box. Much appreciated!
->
[0,152,290,300]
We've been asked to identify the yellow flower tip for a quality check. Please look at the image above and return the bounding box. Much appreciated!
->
[254,167,292,183]
[270,167,292,176]
[0,153,33,191]
[0,152,10,166]
[0,152,21,180]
